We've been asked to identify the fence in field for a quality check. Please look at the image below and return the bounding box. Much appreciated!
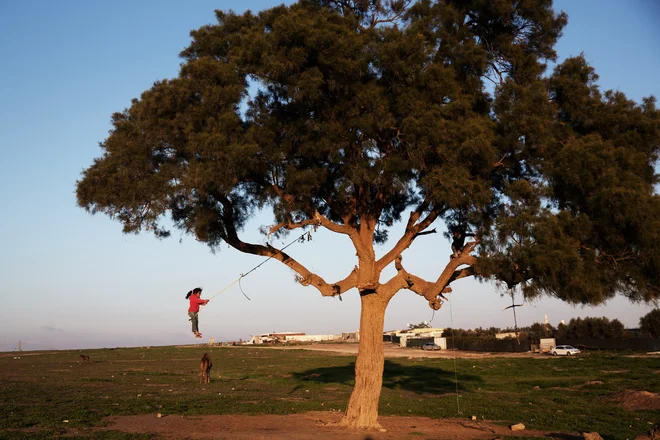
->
[384,333,660,352]
[557,338,660,351]
[444,337,532,352]
[385,335,532,352]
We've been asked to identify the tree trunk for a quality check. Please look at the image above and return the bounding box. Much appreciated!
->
[339,291,389,430]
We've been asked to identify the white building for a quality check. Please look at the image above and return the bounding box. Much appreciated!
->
[245,332,341,344]
[394,327,445,348]
[396,327,445,337]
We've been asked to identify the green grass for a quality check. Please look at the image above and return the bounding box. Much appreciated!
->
[0,431,154,440]
[0,347,657,439]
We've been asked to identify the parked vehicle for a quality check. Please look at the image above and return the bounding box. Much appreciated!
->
[422,343,441,351]
[550,345,581,356]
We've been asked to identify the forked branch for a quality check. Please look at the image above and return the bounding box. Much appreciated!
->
[268,211,354,237]
[219,195,357,297]
[391,240,479,308]
[376,200,442,271]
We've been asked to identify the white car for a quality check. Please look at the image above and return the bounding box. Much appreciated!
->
[550,345,581,356]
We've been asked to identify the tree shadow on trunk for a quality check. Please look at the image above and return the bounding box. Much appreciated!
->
[293,360,482,395]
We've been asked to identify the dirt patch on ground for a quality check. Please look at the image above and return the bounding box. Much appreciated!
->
[611,390,660,411]
[97,412,564,439]
[623,353,660,358]
[112,358,192,362]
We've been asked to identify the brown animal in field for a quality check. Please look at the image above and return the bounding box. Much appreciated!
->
[79,355,90,362]
[199,352,212,383]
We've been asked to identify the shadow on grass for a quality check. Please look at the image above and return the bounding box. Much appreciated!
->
[293,360,482,395]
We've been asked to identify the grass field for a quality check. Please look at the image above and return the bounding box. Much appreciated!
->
[0,345,658,439]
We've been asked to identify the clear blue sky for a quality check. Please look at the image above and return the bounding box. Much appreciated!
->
[1,1,658,351]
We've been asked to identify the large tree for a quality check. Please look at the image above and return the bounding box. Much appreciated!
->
[77,0,660,430]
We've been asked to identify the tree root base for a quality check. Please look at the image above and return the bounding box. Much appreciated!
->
[337,417,384,431]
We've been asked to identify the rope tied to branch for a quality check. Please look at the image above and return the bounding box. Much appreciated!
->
[200,230,313,309]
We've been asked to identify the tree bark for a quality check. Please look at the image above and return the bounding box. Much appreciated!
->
[339,291,389,430]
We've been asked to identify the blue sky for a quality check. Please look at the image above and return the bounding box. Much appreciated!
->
[1,1,658,351]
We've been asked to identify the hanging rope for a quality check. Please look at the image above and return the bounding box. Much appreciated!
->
[200,230,311,308]
[448,296,461,415]
[238,277,251,301]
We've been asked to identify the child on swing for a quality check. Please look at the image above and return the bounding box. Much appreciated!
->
[185,287,209,339]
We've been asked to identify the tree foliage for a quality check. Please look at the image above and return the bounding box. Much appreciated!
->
[442,324,554,341]
[554,316,625,340]
[639,308,660,338]
[407,321,431,329]
[442,327,501,338]
[444,318,634,341]
[77,0,660,306]
[528,322,554,339]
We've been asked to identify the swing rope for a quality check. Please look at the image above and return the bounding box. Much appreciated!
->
[205,277,242,303]
[428,291,460,414]
[448,295,461,415]
[201,230,311,307]
[238,277,251,301]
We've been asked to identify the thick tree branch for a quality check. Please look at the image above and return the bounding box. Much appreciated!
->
[376,201,441,272]
[269,211,355,237]
[268,219,317,235]
[320,195,354,228]
[406,198,431,230]
[269,182,355,236]
[448,266,476,284]
[271,184,295,204]
[218,195,357,297]
[392,241,479,309]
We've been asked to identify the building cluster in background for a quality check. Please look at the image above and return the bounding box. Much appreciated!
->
[232,309,660,353]
[244,331,359,345]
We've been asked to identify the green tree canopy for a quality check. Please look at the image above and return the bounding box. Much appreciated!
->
[528,322,554,339]
[555,316,625,339]
[77,0,660,305]
[639,309,660,338]
[76,0,660,429]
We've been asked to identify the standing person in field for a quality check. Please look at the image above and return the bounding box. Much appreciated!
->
[186,287,209,338]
